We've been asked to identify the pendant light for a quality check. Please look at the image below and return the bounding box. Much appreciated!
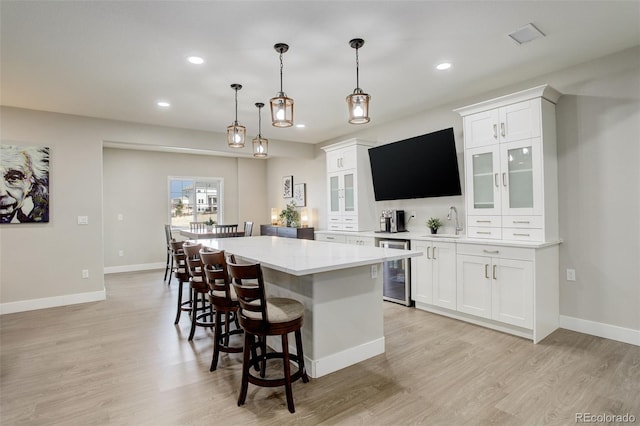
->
[269,43,294,127]
[227,83,246,148]
[346,38,371,124]
[252,102,268,157]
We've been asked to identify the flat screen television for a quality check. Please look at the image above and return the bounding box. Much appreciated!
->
[368,127,462,201]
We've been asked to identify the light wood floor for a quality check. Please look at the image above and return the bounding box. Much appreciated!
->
[1,270,638,425]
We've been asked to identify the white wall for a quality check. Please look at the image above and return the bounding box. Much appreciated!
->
[102,148,268,270]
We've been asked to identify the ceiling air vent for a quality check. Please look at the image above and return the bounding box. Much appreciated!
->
[508,23,545,45]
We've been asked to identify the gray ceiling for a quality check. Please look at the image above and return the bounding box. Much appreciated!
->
[1,1,639,144]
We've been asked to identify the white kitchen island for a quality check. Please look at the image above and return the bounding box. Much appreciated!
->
[198,235,422,378]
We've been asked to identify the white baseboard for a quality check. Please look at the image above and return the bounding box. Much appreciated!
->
[559,315,640,346]
[104,262,164,274]
[0,289,106,315]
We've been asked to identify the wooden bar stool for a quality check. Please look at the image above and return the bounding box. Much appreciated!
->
[199,249,243,371]
[228,261,309,413]
[183,241,214,341]
[170,240,192,324]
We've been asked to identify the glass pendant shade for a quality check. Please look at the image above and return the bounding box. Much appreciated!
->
[227,83,245,148]
[227,123,246,148]
[270,43,294,127]
[347,38,371,125]
[347,89,371,124]
[270,94,294,127]
[252,137,268,157]
[253,102,269,157]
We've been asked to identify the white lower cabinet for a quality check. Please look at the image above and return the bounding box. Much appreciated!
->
[410,240,456,310]
[413,240,558,343]
[456,253,533,329]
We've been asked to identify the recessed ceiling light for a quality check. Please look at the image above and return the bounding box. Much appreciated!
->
[296,124,306,128]
[157,101,171,108]
[436,62,452,71]
[187,56,204,65]
[508,23,545,45]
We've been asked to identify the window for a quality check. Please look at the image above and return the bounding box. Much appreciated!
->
[169,177,223,228]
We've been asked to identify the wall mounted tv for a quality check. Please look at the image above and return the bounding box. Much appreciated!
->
[368,127,462,201]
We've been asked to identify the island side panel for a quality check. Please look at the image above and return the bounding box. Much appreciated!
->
[262,263,385,378]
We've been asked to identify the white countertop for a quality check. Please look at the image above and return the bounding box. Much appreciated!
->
[196,236,422,276]
[314,229,562,248]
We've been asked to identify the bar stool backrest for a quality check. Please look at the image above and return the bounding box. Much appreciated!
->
[227,262,268,330]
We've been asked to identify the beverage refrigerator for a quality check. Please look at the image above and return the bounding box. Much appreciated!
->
[379,239,411,306]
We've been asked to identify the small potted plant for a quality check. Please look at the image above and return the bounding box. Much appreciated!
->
[279,200,300,227]
[426,217,442,234]
[205,217,216,232]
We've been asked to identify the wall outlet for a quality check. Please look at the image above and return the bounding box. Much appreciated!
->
[118,250,124,257]
[77,215,89,225]
[566,268,576,281]
[371,264,378,278]
[117,213,124,221]
[81,269,89,279]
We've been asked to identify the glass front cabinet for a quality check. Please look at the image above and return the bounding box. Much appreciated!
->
[322,139,377,232]
[456,85,561,242]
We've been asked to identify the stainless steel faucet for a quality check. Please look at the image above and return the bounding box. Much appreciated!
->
[447,206,463,235]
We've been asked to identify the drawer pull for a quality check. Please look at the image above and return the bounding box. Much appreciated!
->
[326,236,335,240]
[513,233,530,237]
[476,220,492,223]
[477,231,492,235]
[483,249,499,254]
[512,220,530,224]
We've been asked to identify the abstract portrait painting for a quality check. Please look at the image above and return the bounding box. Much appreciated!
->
[0,144,50,223]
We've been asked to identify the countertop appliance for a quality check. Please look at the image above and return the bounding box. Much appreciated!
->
[379,210,406,233]
[379,239,411,306]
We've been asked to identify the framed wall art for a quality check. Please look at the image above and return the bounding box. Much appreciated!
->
[293,183,306,207]
[0,143,50,224]
[282,175,293,198]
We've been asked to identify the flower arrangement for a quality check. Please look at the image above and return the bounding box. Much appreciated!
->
[279,200,300,227]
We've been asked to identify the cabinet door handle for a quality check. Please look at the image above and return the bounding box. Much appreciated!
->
[426,246,431,259]
[502,172,507,187]
[485,264,489,279]
[483,249,499,254]
[494,173,499,188]
[432,246,437,260]
[501,122,505,137]
[493,264,497,280]
[493,124,498,139]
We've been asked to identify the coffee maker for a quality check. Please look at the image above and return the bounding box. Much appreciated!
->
[379,210,406,233]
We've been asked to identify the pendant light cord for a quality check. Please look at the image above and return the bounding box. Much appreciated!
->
[234,87,239,125]
[258,105,263,137]
[355,46,360,90]
[279,51,284,93]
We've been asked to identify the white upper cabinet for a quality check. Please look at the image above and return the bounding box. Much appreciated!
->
[455,85,561,242]
[322,139,377,232]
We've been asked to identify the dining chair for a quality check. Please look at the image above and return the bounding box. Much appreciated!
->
[190,222,206,232]
[228,261,309,413]
[243,221,253,237]
[213,224,239,238]
[164,225,174,283]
